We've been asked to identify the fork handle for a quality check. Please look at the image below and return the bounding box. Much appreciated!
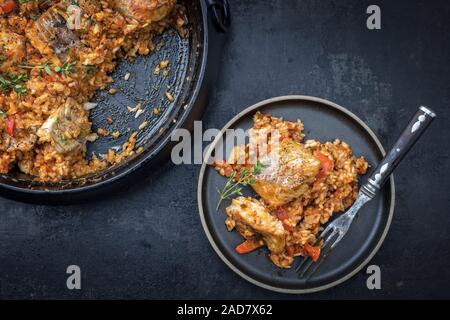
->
[362,106,436,198]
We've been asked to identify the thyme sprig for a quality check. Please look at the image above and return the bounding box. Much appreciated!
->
[19,61,97,77]
[0,73,28,96]
[18,61,77,77]
[216,160,266,211]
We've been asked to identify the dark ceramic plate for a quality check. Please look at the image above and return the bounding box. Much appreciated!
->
[197,95,395,293]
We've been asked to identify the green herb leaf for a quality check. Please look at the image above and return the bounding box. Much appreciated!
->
[44,65,51,75]
[0,73,28,95]
[216,161,267,210]
[252,160,265,175]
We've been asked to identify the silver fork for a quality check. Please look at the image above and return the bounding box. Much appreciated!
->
[295,106,436,279]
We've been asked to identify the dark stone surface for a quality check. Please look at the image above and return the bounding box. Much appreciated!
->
[1,0,449,299]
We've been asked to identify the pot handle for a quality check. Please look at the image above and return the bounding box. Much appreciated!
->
[207,0,231,32]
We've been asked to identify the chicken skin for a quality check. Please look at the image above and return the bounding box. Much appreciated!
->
[226,197,286,254]
[0,30,26,72]
[113,0,175,27]
[252,139,321,207]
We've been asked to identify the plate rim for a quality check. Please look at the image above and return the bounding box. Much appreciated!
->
[197,95,395,294]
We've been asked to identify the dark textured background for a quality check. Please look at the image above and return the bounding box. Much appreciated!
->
[1,0,449,299]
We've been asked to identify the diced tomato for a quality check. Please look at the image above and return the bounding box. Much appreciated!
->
[115,18,126,28]
[5,115,15,136]
[286,244,303,256]
[235,239,263,254]
[0,1,17,14]
[275,207,289,220]
[286,245,295,256]
[303,243,321,262]
[314,150,334,179]
[43,72,55,82]
[0,158,9,173]
[5,49,13,56]
[276,207,295,230]
[283,222,293,231]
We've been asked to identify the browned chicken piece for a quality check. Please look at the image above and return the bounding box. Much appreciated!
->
[113,0,176,27]
[26,1,81,64]
[0,30,26,72]
[36,0,54,11]
[25,0,100,64]
[252,139,321,207]
[4,128,38,153]
[17,0,54,13]
[37,98,92,154]
[226,197,286,254]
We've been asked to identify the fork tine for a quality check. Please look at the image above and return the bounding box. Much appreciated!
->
[294,228,330,273]
[299,257,315,277]
[296,229,338,278]
[319,224,333,239]
[294,229,328,273]
[322,229,338,248]
[305,243,336,280]
[306,231,341,278]
[330,233,344,249]
[294,255,309,273]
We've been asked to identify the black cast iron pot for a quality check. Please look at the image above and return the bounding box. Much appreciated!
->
[0,0,230,204]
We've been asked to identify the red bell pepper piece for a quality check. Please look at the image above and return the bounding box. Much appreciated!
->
[0,1,17,14]
[5,115,15,136]
[303,243,321,262]
[314,150,334,179]
[275,207,289,221]
[235,239,263,254]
